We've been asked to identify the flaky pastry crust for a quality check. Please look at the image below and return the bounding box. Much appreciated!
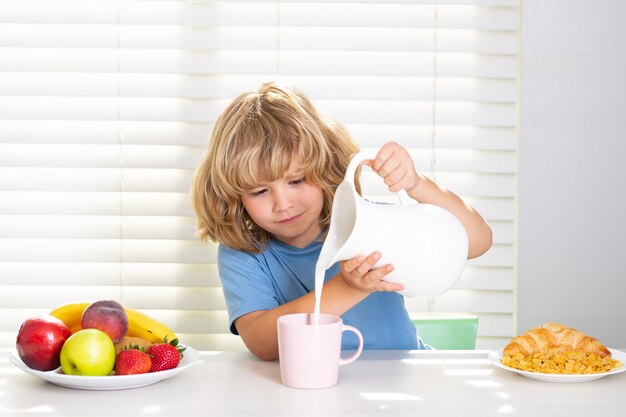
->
[503,322,611,358]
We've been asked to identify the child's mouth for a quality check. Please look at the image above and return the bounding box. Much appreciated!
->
[279,214,301,224]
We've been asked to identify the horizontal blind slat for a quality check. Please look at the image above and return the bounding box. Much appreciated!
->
[0,192,194,216]
[1,97,516,124]
[0,144,515,173]
[0,144,204,169]
[0,286,226,311]
[0,168,515,198]
[0,216,513,245]
[1,168,515,198]
[0,120,211,146]
[0,25,516,54]
[1,120,516,150]
[2,73,518,102]
[0,262,513,291]
[0,239,217,263]
[0,2,517,29]
[0,192,516,222]
[347,125,517,150]
[0,239,510,266]
[0,215,199,240]
[0,262,220,287]
[0,48,517,77]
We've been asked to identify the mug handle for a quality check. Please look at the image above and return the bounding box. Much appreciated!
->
[345,151,417,206]
[338,325,364,366]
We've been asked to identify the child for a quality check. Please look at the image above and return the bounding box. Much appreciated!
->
[192,82,492,360]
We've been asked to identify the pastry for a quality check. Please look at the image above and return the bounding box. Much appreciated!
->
[503,322,611,358]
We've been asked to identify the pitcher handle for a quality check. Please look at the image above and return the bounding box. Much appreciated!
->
[344,150,377,188]
[346,150,417,206]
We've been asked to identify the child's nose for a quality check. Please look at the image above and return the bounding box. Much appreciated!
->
[273,189,294,211]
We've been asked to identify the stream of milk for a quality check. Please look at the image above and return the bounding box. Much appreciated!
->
[312,257,329,325]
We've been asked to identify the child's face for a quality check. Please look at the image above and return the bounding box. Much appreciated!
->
[241,156,324,249]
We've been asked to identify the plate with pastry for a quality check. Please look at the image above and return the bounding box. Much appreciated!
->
[489,322,626,383]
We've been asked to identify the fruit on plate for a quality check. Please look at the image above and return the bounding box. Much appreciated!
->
[114,336,153,355]
[48,302,87,333]
[50,301,178,344]
[148,337,186,372]
[16,316,72,371]
[81,300,129,343]
[124,307,178,344]
[60,329,116,376]
[115,348,152,375]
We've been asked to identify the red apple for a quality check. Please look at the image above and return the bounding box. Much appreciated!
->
[16,316,72,371]
[81,300,128,343]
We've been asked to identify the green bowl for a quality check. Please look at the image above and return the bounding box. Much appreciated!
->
[413,315,479,350]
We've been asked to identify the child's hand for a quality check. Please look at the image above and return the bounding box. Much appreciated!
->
[363,142,421,194]
[339,252,404,293]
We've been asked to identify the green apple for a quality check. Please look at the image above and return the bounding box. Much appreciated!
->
[60,329,115,376]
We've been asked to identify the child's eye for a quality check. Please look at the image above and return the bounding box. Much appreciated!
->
[289,178,305,186]
[250,188,267,197]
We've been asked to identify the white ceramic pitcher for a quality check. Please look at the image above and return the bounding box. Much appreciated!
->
[318,151,468,298]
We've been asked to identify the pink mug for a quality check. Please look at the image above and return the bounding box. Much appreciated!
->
[277,313,364,389]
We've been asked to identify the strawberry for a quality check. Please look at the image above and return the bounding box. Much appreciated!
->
[148,337,186,372]
[115,349,152,375]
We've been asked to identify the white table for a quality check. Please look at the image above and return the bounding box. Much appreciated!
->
[1,349,625,416]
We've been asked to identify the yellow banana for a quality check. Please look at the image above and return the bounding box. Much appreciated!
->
[125,307,178,344]
[49,301,90,334]
[49,302,178,344]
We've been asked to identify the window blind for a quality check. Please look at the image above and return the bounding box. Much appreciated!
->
[0,0,518,350]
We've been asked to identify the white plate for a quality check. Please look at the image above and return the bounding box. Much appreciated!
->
[10,345,200,390]
[488,348,626,383]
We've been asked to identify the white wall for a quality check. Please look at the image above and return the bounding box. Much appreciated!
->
[519,0,626,347]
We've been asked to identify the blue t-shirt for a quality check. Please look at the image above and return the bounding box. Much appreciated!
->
[217,238,429,350]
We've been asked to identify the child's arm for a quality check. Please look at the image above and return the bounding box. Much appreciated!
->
[365,142,493,259]
[233,252,396,361]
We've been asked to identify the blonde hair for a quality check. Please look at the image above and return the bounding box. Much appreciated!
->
[192,82,359,253]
